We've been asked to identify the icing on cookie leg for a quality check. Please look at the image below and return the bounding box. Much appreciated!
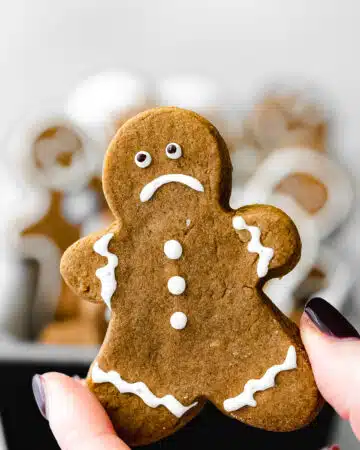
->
[223,346,297,412]
[92,363,197,418]
[93,233,118,310]
[232,216,274,277]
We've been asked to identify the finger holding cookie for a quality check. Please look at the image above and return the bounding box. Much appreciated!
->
[32,372,129,450]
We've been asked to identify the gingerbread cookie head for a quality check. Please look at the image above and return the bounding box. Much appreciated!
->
[103,107,232,222]
[61,107,321,446]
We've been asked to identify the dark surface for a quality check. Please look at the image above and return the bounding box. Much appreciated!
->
[0,360,334,450]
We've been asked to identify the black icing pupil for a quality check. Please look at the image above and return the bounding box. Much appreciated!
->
[137,153,147,162]
[167,144,177,154]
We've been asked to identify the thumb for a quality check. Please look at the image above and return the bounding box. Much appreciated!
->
[301,297,360,440]
[32,372,129,450]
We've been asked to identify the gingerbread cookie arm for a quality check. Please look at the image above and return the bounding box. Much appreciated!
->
[60,226,120,308]
[232,204,301,281]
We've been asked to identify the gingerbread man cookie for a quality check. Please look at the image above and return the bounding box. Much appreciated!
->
[10,111,109,343]
[61,107,321,446]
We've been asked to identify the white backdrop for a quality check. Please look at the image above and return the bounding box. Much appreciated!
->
[0,0,358,177]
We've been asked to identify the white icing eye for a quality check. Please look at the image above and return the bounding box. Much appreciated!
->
[165,143,182,160]
[135,151,152,168]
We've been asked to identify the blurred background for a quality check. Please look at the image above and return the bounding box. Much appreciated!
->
[0,1,359,449]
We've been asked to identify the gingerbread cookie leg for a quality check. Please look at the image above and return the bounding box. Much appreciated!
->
[204,205,321,431]
[209,306,321,431]
[88,354,205,446]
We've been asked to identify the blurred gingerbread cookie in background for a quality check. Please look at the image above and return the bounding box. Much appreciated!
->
[230,87,354,320]
[156,75,229,137]
[242,89,327,152]
[242,90,328,214]
[6,111,108,345]
[230,88,328,199]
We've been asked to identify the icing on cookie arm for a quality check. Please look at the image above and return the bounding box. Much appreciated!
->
[93,233,118,310]
[232,216,274,278]
[232,205,301,279]
[60,230,118,306]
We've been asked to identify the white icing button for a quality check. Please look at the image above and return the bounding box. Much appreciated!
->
[186,219,191,227]
[170,312,188,330]
[164,240,183,260]
[168,276,186,295]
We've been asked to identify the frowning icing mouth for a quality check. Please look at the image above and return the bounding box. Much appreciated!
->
[140,174,204,202]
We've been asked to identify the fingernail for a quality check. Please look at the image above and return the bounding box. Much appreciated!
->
[305,297,360,339]
[73,375,81,381]
[32,374,47,420]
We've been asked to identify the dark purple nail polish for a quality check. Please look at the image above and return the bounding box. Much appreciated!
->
[305,297,360,339]
[32,374,47,420]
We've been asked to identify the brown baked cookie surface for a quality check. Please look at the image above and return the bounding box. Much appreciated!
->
[61,107,322,446]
